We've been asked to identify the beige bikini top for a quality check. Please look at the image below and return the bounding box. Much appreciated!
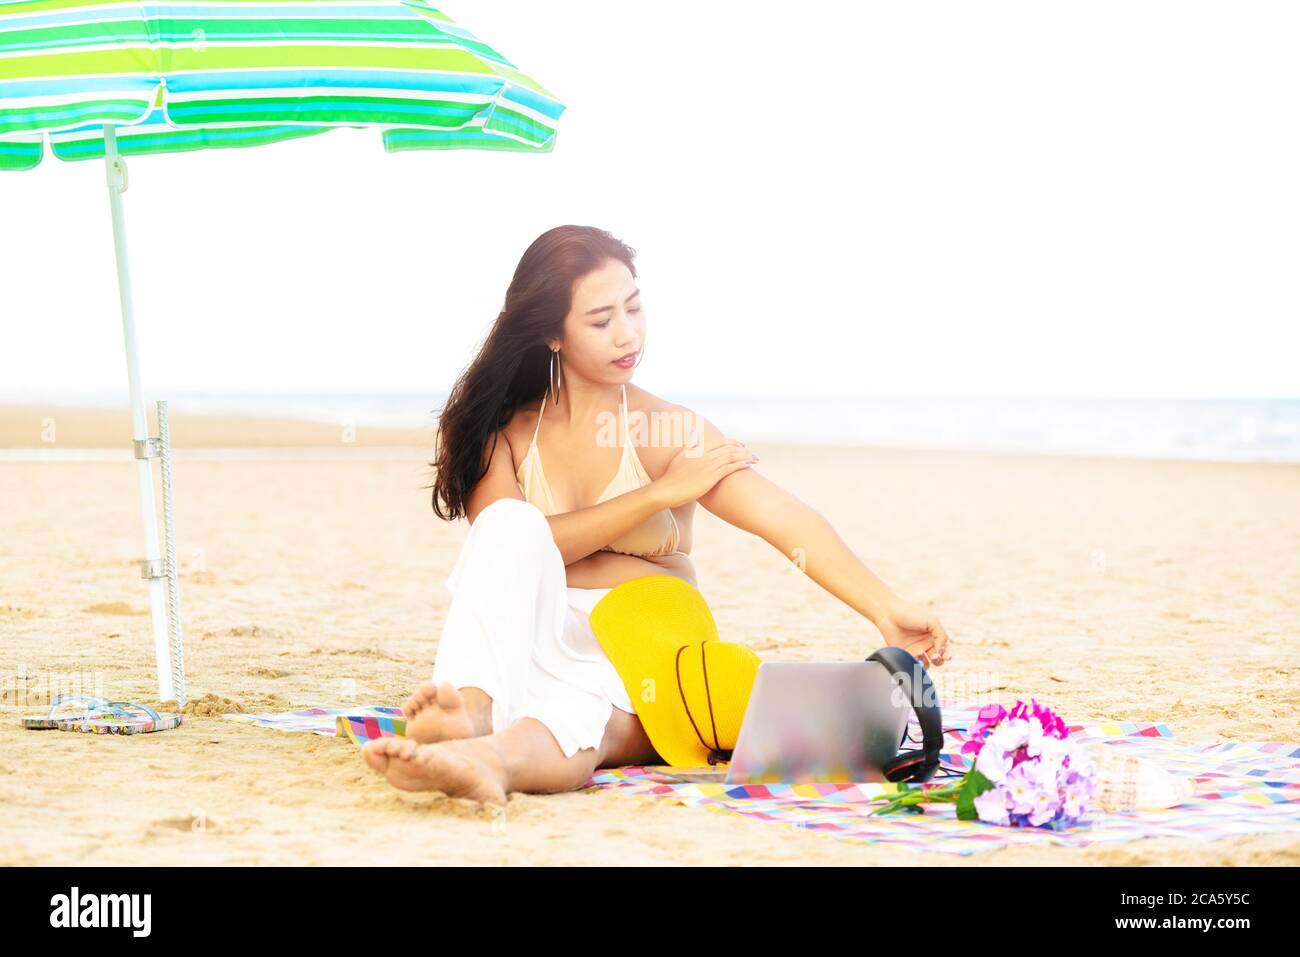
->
[515,382,681,558]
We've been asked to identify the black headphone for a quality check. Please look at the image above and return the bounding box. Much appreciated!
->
[866,646,944,783]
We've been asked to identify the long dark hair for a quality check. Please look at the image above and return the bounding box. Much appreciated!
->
[430,225,638,521]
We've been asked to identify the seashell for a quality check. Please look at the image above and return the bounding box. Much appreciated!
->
[1086,743,1195,811]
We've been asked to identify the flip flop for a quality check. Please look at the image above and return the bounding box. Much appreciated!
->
[20,693,114,730]
[21,694,182,734]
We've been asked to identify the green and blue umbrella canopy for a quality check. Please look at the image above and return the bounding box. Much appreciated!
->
[0,0,566,170]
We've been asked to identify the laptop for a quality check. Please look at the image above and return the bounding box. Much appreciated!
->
[645,661,911,785]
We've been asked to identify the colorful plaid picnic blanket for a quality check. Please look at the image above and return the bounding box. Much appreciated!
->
[224,701,1300,856]
[581,704,1300,855]
[224,706,406,744]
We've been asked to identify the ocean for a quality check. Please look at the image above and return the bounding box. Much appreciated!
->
[4,392,1299,464]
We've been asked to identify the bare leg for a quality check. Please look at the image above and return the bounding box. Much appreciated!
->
[402,681,493,744]
[361,705,661,804]
[596,706,660,770]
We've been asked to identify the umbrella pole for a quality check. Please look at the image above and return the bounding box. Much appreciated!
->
[102,124,174,705]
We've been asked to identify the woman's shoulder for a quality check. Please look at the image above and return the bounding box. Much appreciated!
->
[625,383,692,421]
[476,400,536,477]
[499,397,543,447]
[625,385,717,454]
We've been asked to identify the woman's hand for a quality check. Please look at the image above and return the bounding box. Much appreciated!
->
[873,599,953,669]
[653,437,758,509]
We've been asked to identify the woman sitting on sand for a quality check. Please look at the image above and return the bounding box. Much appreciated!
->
[361,225,953,805]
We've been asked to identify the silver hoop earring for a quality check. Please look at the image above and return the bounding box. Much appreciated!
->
[549,349,562,405]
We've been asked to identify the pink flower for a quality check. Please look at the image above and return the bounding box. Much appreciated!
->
[960,703,1011,758]
[876,699,1098,830]
[961,701,1094,829]
[1027,700,1069,740]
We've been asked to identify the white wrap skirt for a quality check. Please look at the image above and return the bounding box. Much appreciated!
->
[430,496,635,759]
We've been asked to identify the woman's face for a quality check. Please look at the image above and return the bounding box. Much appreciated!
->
[552,257,644,386]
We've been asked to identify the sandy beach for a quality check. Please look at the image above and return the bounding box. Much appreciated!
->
[1,404,1297,865]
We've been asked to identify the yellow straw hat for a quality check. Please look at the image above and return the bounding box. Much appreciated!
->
[588,575,760,767]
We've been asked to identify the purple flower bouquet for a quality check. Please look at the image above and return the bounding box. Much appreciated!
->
[870,700,1099,830]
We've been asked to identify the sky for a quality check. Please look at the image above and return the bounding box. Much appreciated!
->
[1,0,1297,399]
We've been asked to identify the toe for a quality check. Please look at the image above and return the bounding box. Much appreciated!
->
[361,739,392,773]
[403,682,436,718]
[435,681,463,712]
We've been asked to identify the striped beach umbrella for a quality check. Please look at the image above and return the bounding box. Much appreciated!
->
[0,0,564,168]
[0,1,566,705]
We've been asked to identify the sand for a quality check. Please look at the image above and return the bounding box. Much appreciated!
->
[1,405,1297,865]
[0,401,435,449]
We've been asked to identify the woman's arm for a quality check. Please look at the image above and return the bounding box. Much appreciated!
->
[464,427,684,567]
[689,415,953,667]
[546,485,677,566]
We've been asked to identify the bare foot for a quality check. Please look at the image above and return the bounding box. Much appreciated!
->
[401,681,490,744]
[361,736,508,806]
